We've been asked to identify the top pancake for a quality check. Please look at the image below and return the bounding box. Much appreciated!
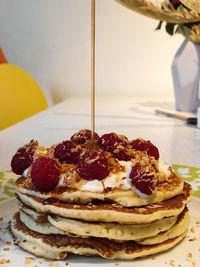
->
[14,136,184,207]
[16,168,184,208]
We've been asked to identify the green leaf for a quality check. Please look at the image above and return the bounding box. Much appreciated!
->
[155,21,163,31]
[177,4,184,13]
[165,23,176,35]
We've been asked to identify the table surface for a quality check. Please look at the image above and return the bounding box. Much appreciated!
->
[0,97,200,170]
[0,97,200,267]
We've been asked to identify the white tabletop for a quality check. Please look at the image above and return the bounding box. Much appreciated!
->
[0,97,200,170]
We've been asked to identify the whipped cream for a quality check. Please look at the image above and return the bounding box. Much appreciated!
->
[81,180,104,193]
[158,161,171,177]
[81,161,133,193]
[24,147,171,195]
[81,160,171,194]
[22,168,29,178]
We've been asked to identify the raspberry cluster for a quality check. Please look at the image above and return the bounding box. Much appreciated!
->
[11,130,160,194]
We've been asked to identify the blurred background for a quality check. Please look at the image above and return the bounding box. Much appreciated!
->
[0,0,184,106]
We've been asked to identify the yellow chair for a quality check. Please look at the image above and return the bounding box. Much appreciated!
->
[0,63,48,130]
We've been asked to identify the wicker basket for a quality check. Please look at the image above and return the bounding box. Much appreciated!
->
[115,0,200,24]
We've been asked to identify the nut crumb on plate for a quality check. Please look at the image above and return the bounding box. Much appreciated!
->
[25,257,35,264]
[189,237,197,241]
[49,263,59,267]
[0,259,10,264]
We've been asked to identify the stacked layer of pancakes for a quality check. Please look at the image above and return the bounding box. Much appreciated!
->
[10,136,193,260]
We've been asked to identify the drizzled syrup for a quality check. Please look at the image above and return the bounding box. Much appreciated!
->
[43,197,58,205]
[91,0,96,146]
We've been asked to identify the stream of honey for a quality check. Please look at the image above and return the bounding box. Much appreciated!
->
[91,0,95,145]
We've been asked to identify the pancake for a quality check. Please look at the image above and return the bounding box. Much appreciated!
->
[14,137,185,208]
[48,213,178,241]
[137,206,190,245]
[19,204,179,241]
[10,212,187,260]
[18,201,189,243]
[16,182,192,224]
[19,210,65,235]
[10,131,193,261]
[19,204,189,243]
[18,201,48,223]
[16,167,184,207]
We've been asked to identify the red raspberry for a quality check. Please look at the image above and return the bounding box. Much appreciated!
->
[130,138,159,160]
[114,149,131,161]
[70,129,99,144]
[98,133,130,161]
[31,157,60,192]
[11,147,33,175]
[77,150,109,180]
[129,164,155,195]
[98,132,127,152]
[54,140,80,164]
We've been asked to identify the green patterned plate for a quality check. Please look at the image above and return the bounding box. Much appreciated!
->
[0,170,19,202]
[0,165,200,202]
[172,164,200,198]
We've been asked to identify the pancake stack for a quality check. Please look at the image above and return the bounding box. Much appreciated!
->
[10,130,192,260]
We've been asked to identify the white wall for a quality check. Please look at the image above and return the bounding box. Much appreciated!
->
[0,0,184,105]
